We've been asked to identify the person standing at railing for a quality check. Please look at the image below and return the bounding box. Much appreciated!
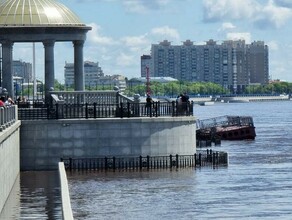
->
[181,92,189,115]
[176,94,182,115]
[146,94,153,116]
[5,97,14,106]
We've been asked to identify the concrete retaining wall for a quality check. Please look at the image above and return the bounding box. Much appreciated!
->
[20,117,196,170]
[0,121,21,213]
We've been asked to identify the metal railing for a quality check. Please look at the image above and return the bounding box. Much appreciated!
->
[0,105,17,131]
[18,101,194,120]
[60,150,228,171]
[49,90,126,105]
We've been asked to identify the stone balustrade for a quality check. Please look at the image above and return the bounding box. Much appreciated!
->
[0,105,17,131]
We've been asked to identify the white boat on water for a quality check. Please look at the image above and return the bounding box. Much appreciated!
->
[198,101,215,106]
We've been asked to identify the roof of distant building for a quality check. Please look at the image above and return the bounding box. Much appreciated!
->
[129,77,178,83]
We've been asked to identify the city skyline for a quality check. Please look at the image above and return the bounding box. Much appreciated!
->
[11,0,292,83]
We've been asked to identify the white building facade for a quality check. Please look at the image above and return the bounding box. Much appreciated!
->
[64,61,104,88]
[147,39,269,93]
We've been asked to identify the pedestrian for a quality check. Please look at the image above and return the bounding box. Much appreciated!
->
[5,97,14,106]
[146,94,153,116]
[181,92,189,114]
[176,94,183,115]
[0,96,5,107]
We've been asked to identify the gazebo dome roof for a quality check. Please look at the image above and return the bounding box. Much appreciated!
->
[0,0,85,27]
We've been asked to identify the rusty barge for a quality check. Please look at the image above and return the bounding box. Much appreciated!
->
[196,115,256,145]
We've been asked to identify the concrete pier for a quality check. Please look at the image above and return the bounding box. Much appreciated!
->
[20,117,197,170]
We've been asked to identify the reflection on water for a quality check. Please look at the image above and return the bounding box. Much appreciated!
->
[67,102,292,219]
[0,171,62,220]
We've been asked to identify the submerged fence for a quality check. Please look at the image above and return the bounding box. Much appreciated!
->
[61,150,228,171]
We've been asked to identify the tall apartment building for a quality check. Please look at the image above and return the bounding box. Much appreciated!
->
[247,41,269,85]
[147,39,269,93]
[141,55,152,77]
[12,60,32,83]
[64,61,104,88]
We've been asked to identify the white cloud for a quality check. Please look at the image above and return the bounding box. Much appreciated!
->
[226,32,251,44]
[217,22,236,35]
[121,34,149,47]
[116,52,135,66]
[122,0,170,13]
[203,0,257,22]
[203,0,292,29]
[254,0,292,28]
[87,23,114,45]
[267,41,279,50]
[274,0,292,8]
[151,26,180,40]
[221,22,236,30]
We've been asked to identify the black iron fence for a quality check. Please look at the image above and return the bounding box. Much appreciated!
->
[18,101,194,120]
[60,150,228,171]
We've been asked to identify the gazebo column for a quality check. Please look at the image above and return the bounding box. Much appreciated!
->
[73,40,84,91]
[43,40,55,104]
[2,41,14,99]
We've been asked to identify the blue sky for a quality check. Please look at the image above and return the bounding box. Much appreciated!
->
[13,0,292,83]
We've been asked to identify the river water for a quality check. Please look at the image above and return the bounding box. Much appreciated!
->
[1,101,292,219]
[67,101,292,219]
[0,171,61,219]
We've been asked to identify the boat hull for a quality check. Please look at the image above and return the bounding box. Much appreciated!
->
[216,126,256,140]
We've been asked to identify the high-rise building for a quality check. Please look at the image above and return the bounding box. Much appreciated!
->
[12,60,32,83]
[247,41,269,85]
[64,61,104,88]
[141,55,152,77]
[147,39,269,93]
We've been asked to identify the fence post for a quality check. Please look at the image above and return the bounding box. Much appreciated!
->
[93,103,97,118]
[113,157,116,170]
[127,102,131,118]
[105,157,108,170]
[212,153,216,166]
[176,154,179,168]
[120,103,124,118]
[147,155,150,169]
[155,102,159,117]
[170,154,173,168]
[85,103,88,119]
[199,153,202,166]
[55,103,59,119]
[171,101,174,117]
[69,158,72,171]
[139,155,142,170]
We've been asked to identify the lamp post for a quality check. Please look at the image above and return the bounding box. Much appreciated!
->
[37,79,44,100]
[28,81,30,101]
[21,78,24,98]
